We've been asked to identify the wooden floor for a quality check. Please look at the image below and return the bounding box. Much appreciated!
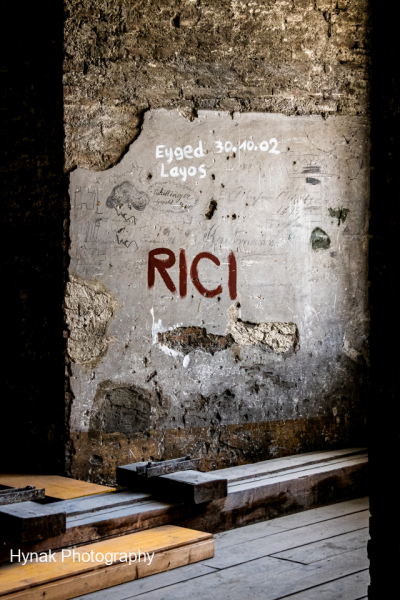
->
[72,497,369,600]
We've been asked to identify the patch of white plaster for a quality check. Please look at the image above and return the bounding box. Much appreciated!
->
[150,307,184,358]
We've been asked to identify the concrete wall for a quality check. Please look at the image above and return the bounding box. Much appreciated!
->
[64,0,371,483]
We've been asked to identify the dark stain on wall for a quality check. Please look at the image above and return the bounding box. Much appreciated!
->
[311,227,331,250]
[90,381,154,435]
[329,207,350,225]
[205,199,218,220]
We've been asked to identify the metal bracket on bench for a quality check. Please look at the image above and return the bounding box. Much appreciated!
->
[0,486,46,506]
[136,456,201,478]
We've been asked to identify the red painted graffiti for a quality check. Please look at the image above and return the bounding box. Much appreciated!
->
[190,252,222,298]
[228,251,237,301]
[148,249,237,300]
[148,248,176,293]
[179,248,187,298]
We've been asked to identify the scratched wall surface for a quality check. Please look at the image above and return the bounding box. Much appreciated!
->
[67,110,369,483]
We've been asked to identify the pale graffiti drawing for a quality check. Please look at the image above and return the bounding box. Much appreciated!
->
[106,181,149,222]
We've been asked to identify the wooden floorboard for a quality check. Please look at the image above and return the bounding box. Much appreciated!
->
[200,511,369,570]
[276,570,370,600]
[71,498,370,600]
[75,548,367,600]
[213,496,369,550]
[68,563,218,600]
[271,528,369,564]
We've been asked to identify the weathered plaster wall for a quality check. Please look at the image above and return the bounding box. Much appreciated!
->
[64,1,371,483]
[64,0,371,172]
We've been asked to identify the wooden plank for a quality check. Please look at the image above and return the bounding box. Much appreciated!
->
[0,526,214,600]
[0,475,115,501]
[65,499,184,528]
[275,570,369,600]
[271,527,369,564]
[71,563,218,600]
[121,547,368,600]
[46,491,153,518]
[214,497,369,550]
[225,455,368,494]
[227,453,368,488]
[0,502,66,543]
[201,511,369,570]
[212,448,367,483]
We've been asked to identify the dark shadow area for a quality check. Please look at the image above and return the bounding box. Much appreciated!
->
[0,4,68,473]
[368,0,400,596]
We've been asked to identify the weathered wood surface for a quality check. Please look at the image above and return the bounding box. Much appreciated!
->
[0,449,368,564]
[0,475,115,501]
[158,471,227,504]
[214,496,369,549]
[0,502,66,543]
[81,542,368,600]
[121,470,228,505]
[271,527,369,564]
[214,447,367,483]
[0,488,45,506]
[49,491,153,518]
[0,526,214,600]
[176,454,368,533]
[200,511,369,569]
[77,499,368,600]
[161,554,369,600]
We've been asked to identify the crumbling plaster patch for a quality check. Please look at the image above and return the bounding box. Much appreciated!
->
[156,304,299,357]
[227,303,299,355]
[65,275,118,364]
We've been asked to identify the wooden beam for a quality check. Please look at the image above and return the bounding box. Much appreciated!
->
[117,466,228,505]
[155,471,228,504]
[0,502,66,543]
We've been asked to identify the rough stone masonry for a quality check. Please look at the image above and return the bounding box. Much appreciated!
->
[64,1,371,483]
